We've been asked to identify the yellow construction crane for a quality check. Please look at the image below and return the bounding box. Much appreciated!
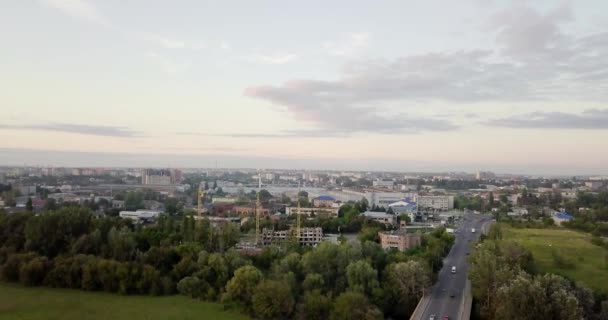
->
[255,191,261,245]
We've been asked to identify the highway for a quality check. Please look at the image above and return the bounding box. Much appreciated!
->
[419,213,493,320]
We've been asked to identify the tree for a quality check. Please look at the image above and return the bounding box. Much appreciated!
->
[494,272,548,320]
[302,273,325,292]
[213,181,217,189]
[258,189,273,203]
[252,280,295,319]
[222,265,263,309]
[24,208,92,257]
[296,290,331,320]
[358,226,381,243]
[26,198,33,212]
[346,260,379,295]
[383,261,430,317]
[330,291,383,320]
[204,181,209,190]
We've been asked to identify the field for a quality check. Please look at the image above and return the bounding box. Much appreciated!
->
[0,283,249,320]
[504,226,608,292]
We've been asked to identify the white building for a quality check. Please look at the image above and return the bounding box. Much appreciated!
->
[368,192,417,207]
[373,179,395,188]
[285,206,340,217]
[119,210,161,222]
[416,195,454,211]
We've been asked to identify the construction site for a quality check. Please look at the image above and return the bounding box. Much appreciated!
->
[194,180,325,253]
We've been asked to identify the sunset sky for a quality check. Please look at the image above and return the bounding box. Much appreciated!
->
[1,0,608,174]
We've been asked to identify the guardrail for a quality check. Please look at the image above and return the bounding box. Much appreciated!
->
[409,293,431,320]
[459,280,473,320]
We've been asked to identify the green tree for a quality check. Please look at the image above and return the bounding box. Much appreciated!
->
[383,261,430,317]
[26,197,33,212]
[296,289,331,320]
[330,291,383,320]
[252,280,295,319]
[222,265,263,310]
[346,260,379,295]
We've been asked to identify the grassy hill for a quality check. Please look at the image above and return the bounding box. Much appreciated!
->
[504,226,608,293]
[0,283,248,320]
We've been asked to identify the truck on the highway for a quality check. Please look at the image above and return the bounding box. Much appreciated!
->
[471,228,476,233]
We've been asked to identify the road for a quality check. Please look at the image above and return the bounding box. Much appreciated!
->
[419,213,493,320]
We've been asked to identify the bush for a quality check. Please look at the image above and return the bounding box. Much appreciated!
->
[0,252,38,282]
[19,256,49,286]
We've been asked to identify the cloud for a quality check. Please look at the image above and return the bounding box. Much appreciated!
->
[247,52,298,65]
[323,32,370,56]
[488,2,573,58]
[145,51,191,74]
[0,122,141,137]
[244,3,608,136]
[42,0,110,27]
[485,109,608,129]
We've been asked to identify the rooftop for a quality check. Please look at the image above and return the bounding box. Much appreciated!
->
[314,195,335,201]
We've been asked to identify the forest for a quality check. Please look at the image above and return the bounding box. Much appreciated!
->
[0,207,454,319]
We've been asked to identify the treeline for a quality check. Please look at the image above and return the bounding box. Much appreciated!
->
[0,208,455,319]
[469,224,608,320]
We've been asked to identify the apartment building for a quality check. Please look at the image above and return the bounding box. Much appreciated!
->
[379,229,422,252]
[416,195,454,211]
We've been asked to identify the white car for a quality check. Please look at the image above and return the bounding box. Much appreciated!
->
[451,266,456,273]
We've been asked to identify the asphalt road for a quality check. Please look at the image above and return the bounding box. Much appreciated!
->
[420,213,492,320]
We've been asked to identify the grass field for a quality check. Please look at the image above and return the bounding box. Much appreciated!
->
[0,283,249,320]
[504,226,608,292]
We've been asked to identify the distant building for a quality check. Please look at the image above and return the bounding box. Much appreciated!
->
[585,181,604,191]
[362,211,397,227]
[119,210,161,223]
[373,179,395,188]
[476,171,495,180]
[112,200,125,209]
[312,195,335,207]
[507,207,529,217]
[234,206,270,216]
[379,229,422,252]
[552,213,573,226]
[285,206,339,217]
[212,197,237,204]
[561,189,578,200]
[141,169,182,185]
[416,195,454,211]
[18,186,37,196]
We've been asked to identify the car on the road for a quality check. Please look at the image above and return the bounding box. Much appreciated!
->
[450,291,456,298]
[430,315,436,320]
[443,316,449,320]
[451,266,456,273]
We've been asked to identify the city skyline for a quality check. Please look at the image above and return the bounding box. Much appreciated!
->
[2,1,608,174]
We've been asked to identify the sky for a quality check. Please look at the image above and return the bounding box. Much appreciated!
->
[1,0,608,174]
